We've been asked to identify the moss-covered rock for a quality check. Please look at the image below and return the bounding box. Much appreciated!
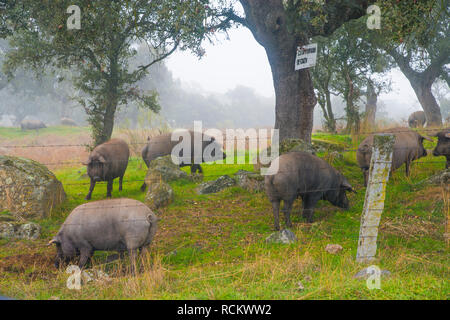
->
[196,175,236,195]
[234,170,265,193]
[145,181,174,210]
[0,156,66,219]
[144,156,188,185]
[0,212,41,240]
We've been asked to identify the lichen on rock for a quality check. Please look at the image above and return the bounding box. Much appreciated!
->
[144,156,188,185]
[0,156,66,219]
[234,170,265,193]
[196,175,236,195]
[145,181,174,210]
[0,212,41,240]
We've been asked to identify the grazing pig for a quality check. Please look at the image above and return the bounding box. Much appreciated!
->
[265,152,354,230]
[20,119,46,130]
[60,117,78,126]
[48,198,158,269]
[408,111,426,128]
[84,138,130,200]
[141,130,226,191]
[357,127,432,186]
[433,129,450,169]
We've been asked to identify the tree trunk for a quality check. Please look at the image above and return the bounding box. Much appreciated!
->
[324,89,336,132]
[240,0,316,143]
[95,56,119,146]
[271,57,317,143]
[318,87,336,133]
[344,70,360,133]
[411,81,442,126]
[364,82,377,130]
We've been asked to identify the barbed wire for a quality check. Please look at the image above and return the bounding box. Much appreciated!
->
[0,168,446,193]
[0,126,448,149]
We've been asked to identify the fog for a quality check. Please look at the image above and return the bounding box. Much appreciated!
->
[1,32,449,130]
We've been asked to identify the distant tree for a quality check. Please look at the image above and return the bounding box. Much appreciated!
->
[1,0,232,145]
[361,76,391,131]
[311,18,393,134]
[374,1,449,126]
[311,36,338,133]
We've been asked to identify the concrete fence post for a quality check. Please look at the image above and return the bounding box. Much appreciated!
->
[356,134,395,263]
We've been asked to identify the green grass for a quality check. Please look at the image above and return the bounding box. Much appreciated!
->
[0,126,88,140]
[0,131,448,300]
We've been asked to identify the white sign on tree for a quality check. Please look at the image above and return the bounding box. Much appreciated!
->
[295,43,318,70]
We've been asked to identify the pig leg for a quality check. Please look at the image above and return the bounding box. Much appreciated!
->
[271,200,281,231]
[363,169,369,187]
[78,248,93,269]
[85,178,96,200]
[282,199,294,229]
[106,179,113,198]
[302,195,320,223]
[128,248,138,274]
[140,182,147,192]
[119,175,123,191]
[190,164,203,174]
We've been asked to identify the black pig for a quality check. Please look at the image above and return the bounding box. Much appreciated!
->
[84,138,130,200]
[265,152,354,230]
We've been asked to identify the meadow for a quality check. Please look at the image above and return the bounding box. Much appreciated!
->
[0,127,448,299]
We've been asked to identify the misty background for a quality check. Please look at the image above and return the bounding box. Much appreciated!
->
[1,27,449,130]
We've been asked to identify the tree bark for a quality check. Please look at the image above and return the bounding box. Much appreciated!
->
[343,69,360,133]
[410,80,442,126]
[364,82,377,129]
[318,82,336,133]
[96,55,119,146]
[239,0,316,143]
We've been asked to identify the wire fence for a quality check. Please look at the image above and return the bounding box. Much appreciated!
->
[0,128,447,235]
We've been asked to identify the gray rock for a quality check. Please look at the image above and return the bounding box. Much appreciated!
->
[196,175,236,195]
[0,156,66,219]
[144,156,188,184]
[234,170,265,193]
[0,220,41,240]
[422,169,450,190]
[354,267,391,279]
[145,181,174,209]
[265,229,297,244]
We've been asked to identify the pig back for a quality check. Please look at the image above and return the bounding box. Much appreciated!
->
[357,128,422,171]
[391,130,423,169]
[142,134,174,166]
[94,138,129,177]
[60,198,156,250]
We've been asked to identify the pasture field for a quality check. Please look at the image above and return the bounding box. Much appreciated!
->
[0,127,448,300]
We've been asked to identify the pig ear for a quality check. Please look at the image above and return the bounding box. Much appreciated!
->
[342,180,356,193]
[98,156,107,163]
